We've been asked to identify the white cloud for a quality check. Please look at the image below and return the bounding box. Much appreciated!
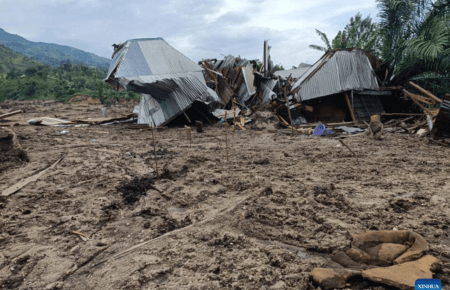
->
[0,0,380,68]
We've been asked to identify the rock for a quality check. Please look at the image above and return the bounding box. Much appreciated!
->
[345,247,390,267]
[310,268,360,289]
[416,128,427,137]
[45,282,63,289]
[362,255,441,290]
[330,251,362,269]
[430,195,445,205]
[351,230,410,247]
[270,280,287,289]
[365,243,409,263]
[394,231,428,264]
[350,230,428,265]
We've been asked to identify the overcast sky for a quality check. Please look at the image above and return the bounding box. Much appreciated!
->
[0,0,379,68]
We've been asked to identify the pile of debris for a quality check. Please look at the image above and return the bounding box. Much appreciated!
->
[0,128,28,173]
[310,230,442,290]
[101,37,449,145]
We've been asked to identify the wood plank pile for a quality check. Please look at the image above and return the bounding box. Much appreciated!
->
[200,55,304,131]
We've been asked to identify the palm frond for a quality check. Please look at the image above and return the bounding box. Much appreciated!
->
[308,45,328,52]
[315,29,332,50]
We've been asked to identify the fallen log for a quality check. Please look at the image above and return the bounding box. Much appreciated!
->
[409,82,443,104]
[0,110,23,120]
[2,155,65,196]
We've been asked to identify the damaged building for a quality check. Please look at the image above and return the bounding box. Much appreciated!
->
[290,48,389,123]
[104,38,223,127]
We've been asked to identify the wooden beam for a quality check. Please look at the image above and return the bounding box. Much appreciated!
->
[0,110,23,120]
[277,115,294,129]
[298,121,354,128]
[380,113,425,116]
[344,92,357,123]
[408,92,433,105]
[183,112,191,123]
[403,89,435,116]
[284,87,294,135]
[409,81,443,104]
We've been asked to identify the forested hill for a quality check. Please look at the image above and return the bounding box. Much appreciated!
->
[0,44,42,77]
[0,28,111,70]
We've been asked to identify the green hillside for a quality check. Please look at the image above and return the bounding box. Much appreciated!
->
[0,62,140,104]
[0,44,42,78]
[0,28,111,70]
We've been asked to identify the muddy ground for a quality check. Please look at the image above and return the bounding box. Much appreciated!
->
[0,100,449,290]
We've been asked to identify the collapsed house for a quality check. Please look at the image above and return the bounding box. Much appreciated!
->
[104,38,222,127]
[274,63,312,80]
[290,48,388,123]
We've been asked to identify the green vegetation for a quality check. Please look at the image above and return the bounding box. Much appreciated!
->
[376,0,450,86]
[309,13,381,54]
[0,28,111,70]
[0,62,140,103]
[308,1,450,95]
[0,44,42,78]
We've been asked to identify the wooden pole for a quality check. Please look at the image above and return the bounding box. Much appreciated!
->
[284,87,294,136]
[233,102,237,124]
[344,92,357,123]
[0,110,23,120]
[409,81,442,104]
[183,112,191,124]
[152,127,159,179]
[403,89,435,116]
[224,111,229,161]
[184,126,191,149]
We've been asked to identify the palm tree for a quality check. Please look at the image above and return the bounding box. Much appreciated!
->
[377,0,450,86]
[309,13,380,54]
[309,29,332,52]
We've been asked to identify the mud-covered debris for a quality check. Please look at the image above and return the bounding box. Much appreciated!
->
[157,215,191,235]
[0,128,29,173]
[310,268,360,289]
[253,158,270,165]
[362,255,441,290]
[117,177,157,205]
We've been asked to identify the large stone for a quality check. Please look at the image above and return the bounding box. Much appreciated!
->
[366,243,409,263]
[310,268,360,289]
[351,230,411,248]
[331,251,363,269]
[350,230,428,265]
[345,247,390,267]
[394,231,428,264]
[362,255,441,290]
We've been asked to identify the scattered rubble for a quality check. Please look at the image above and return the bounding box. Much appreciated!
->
[0,40,449,289]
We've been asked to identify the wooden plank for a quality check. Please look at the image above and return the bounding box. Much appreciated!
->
[183,112,191,123]
[235,123,246,131]
[277,115,294,129]
[0,110,23,120]
[298,121,354,128]
[409,82,443,104]
[284,87,294,135]
[2,155,65,196]
[381,113,425,116]
[408,92,433,105]
[344,92,357,123]
[403,89,435,116]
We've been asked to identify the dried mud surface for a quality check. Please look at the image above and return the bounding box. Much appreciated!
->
[0,101,449,290]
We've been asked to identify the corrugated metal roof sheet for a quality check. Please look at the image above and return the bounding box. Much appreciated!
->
[106,38,220,127]
[106,38,203,83]
[292,49,379,102]
[136,72,220,127]
[274,66,311,79]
